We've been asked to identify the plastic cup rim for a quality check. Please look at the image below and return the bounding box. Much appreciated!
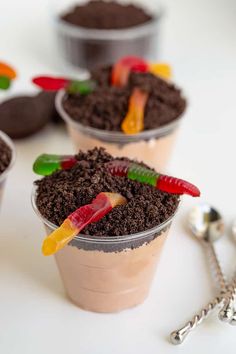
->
[53,5,164,41]
[31,185,180,244]
[0,130,16,183]
[55,90,184,144]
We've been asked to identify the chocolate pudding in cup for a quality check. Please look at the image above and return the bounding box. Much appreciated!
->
[56,61,186,171]
[52,0,162,71]
[0,131,16,208]
[32,148,181,313]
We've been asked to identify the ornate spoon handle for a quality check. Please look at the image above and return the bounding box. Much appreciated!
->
[219,276,236,323]
[205,240,236,324]
[170,243,227,345]
[204,242,227,291]
[170,296,223,345]
[230,276,236,325]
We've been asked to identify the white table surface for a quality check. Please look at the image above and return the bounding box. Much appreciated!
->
[0,0,236,353]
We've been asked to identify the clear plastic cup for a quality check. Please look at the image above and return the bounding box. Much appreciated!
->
[56,90,183,171]
[0,131,16,209]
[51,0,163,71]
[32,188,179,313]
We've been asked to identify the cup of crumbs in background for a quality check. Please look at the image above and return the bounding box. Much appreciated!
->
[56,63,186,171]
[52,0,163,71]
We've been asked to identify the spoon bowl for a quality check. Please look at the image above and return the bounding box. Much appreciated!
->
[170,203,226,344]
[188,203,225,243]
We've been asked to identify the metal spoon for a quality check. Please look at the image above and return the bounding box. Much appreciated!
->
[170,203,226,344]
[230,220,236,325]
[219,219,236,325]
[188,204,226,289]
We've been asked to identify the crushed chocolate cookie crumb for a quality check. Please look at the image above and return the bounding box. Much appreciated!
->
[35,148,179,237]
[63,67,186,132]
[61,0,152,30]
[0,136,12,174]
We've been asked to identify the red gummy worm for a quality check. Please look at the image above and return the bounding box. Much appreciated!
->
[111,56,149,87]
[106,160,200,197]
[32,76,69,91]
[68,193,112,229]
[156,175,200,197]
[105,160,130,177]
[131,62,149,73]
[61,157,78,170]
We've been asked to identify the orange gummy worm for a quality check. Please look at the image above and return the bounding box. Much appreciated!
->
[0,62,17,79]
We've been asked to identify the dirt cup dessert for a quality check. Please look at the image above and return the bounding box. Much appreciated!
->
[0,131,15,208]
[32,56,187,171]
[53,0,162,70]
[32,148,200,313]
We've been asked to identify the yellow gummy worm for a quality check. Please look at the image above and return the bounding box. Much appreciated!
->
[42,219,78,256]
[148,63,171,80]
[42,192,127,256]
[121,88,148,135]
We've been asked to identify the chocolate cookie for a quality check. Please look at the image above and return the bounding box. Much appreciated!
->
[36,91,62,124]
[0,92,62,139]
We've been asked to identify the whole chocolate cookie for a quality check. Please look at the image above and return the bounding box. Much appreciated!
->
[0,92,62,139]
[0,95,50,139]
[36,91,62,124]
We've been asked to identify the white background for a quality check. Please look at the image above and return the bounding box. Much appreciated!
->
[0,0,236,353]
